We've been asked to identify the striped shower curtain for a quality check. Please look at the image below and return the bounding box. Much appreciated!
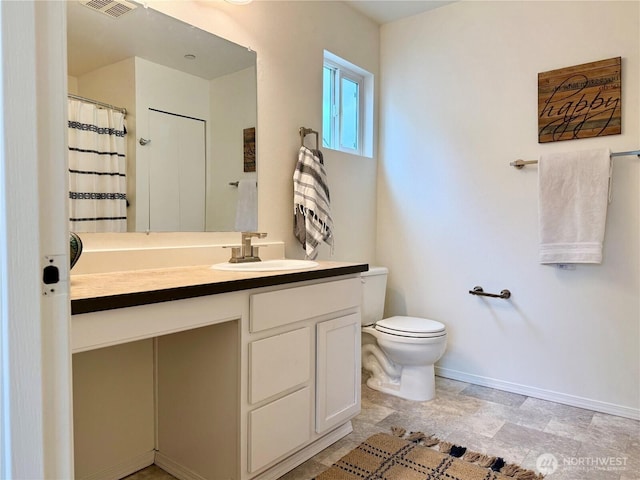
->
[68,99,127,232]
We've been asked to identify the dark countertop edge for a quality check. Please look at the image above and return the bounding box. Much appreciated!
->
[71,263,369,315]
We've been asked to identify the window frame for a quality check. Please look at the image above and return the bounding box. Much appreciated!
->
[322,50,374,157]
[323,56,366,156]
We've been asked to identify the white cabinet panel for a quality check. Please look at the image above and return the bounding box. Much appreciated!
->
[250,278,360,332]
[316,313,361,434]
[249,327,310,404]
[73,340,155,480]
[248,387,311,473]
[156,322,239,480]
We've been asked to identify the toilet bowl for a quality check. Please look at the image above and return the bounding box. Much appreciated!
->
[361,268,447,401]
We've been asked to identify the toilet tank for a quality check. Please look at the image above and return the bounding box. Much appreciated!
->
[360,266,389,326]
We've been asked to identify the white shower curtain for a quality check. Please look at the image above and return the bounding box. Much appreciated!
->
[68,99,127,232]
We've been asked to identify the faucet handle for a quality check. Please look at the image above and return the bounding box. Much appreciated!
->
[223,246,242,263]
[251,244,268,258]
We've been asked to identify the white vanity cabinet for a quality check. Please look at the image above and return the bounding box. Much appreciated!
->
[71,266,365,480]
[72,293,246,480]
[245,277,361,478]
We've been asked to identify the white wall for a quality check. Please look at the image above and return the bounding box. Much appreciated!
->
[378,1,639,417]
[208,66,257,231]
[75,58,136,120]
[68,75,78,94]
[149,0,380,262]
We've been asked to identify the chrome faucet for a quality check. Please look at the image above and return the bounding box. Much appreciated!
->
[228,232,267,263]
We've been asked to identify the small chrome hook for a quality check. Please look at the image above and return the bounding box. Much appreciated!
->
[139,138,151,146]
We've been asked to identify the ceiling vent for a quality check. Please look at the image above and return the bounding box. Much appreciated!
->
[79,0,137,19]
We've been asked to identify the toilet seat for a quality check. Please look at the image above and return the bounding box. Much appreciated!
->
[374,316,446,338]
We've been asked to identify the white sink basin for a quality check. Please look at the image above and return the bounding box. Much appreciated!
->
[211,259,319,272]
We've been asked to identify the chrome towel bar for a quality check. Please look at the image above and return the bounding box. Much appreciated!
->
[510,149,640,169]
[469,286,511,299]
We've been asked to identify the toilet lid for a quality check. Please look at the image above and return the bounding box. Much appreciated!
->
[375,316,446,338]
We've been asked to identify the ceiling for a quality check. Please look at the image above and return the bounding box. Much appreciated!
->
[344,0,456,24]
[67,1,255,80]
[67,0,454,80]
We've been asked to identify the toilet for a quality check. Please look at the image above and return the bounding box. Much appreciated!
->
[361,267,447,401]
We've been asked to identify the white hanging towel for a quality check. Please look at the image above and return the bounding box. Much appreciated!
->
[538,148,612,264]
[234,179,258,232]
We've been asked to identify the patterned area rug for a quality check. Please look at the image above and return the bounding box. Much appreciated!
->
[314,428,544,480]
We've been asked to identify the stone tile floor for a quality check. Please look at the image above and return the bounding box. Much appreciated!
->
[126,376,640,480]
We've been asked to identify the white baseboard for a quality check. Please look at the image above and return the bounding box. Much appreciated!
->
[435,367,640,421]
[251,422,353,480]
[79,450,154,480]
[154,422,353,480]
[154,452,209,480]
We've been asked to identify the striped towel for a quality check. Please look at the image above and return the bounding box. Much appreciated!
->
[293,146,334,259]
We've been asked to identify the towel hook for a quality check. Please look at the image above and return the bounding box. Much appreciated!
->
[299,127,319,151]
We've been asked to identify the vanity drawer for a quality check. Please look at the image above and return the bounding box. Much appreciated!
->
[249,327,310,404]
[248,387,311,473]
[250,277,360,332]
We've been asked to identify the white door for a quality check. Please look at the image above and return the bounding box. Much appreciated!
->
[316,313,361,434]
[0,1,73,478]
[147,109,206,231]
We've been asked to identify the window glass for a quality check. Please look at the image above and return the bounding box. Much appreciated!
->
[340,77,359,151]
[322,66,334,148]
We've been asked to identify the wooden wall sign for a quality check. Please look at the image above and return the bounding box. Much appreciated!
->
[243,127,256,172]
[538,57,621,143]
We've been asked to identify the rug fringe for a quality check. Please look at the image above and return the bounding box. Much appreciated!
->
[479,455,497,468]
[438,441,453,454]
[514,470,544,480]
[462,451,482,463]
[422,435,440,447]
[390,427,545,479]
[407,431,427,442]
[501,464,521,476]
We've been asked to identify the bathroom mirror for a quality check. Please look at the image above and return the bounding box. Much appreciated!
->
[66,1,257,232]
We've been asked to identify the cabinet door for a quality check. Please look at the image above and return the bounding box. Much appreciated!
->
[316,313,361,434]
[248,387,311,473]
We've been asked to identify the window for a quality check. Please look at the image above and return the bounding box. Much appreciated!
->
[322,51,373,157]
